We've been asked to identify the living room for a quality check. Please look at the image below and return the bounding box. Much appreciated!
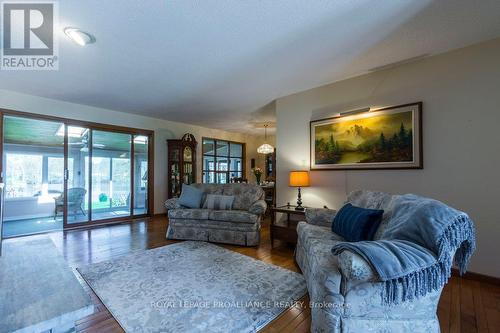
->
[0,1,499,333]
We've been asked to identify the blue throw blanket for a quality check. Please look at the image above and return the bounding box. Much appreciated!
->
[331,194,476,305]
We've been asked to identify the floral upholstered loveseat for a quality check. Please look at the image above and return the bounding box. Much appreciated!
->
[164,183,266,246]
[296,190,462,333]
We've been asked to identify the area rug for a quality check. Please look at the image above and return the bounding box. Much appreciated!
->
[0,237,93,333]
[77,241,307,333]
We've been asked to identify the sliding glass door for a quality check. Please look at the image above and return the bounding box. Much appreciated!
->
[2,116,65,236]
[67,125,90,224]
[91,130,131,221]
[133,135,149,215]
[0,111,153,236]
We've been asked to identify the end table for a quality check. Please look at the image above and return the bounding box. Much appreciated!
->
[270,204,307,247]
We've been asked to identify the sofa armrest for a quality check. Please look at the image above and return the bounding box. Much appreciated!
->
[249,200,267,215]
[305,208,337,227]
[337,250,377,283]
[165,198,182,210]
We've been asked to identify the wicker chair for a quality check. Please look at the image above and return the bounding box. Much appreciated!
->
[54,188,87,219]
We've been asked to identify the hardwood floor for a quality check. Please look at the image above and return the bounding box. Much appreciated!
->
[9,216,499,333]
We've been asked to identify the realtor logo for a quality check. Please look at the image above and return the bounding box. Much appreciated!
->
[1,1,59,70]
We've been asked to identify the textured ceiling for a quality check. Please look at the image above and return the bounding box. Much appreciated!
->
[1,0,500,134]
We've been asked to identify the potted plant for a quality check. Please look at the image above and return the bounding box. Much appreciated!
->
[252,167,263,185]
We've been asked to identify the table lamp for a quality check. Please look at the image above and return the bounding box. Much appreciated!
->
[289,171,310,211]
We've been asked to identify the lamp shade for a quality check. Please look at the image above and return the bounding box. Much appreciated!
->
[289,171,310,187]
[257,143,274,154]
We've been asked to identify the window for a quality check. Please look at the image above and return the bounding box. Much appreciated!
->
[90,156,111,209]
[202,138,245,184]
[5,154,75,198]
[111,157,131,208]
[5,154,43,198]
[87,155,131,210]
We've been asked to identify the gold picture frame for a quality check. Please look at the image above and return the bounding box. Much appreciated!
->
[310,102,422,170]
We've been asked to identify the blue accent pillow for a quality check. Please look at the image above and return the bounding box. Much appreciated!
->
[332,203,384,242]
[178,185,204,208]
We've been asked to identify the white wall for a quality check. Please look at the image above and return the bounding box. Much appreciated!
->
[0,89,265,214]
[276,37,500,278]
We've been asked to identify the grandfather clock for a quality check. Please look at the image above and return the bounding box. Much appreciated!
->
[167,133,197,198]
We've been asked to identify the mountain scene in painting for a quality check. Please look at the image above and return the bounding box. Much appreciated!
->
[314,111,413,165]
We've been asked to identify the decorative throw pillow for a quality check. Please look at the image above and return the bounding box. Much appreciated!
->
[332,203,384,242]
[178,184,204,208]
[203,194,234,210]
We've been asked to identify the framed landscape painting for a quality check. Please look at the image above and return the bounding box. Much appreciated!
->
[310,102,422,170]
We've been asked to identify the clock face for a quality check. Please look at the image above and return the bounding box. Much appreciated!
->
[183,147,192,162]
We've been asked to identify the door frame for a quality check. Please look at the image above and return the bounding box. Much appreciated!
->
[0,108,154,230]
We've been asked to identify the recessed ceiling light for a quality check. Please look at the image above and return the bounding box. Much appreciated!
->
[64,28,95,46]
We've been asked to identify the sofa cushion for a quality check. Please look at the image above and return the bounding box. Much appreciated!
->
[347,190,400,240]
[191,183,224,195]
[222,184,264,210]
[203,194,234,210]
[332,203,383,241]
[209,210,259,224]
[168,209,210,220]
[297,222,344,251]
[178,184,204,208]
[191,184,224,206]
[169,218,259,232]
[305,208,337,227]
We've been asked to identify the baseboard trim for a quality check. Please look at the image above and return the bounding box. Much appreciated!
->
[451,268,500,285]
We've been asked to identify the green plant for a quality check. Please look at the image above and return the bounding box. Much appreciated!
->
[252,167,263,184]
[252,167,263,177]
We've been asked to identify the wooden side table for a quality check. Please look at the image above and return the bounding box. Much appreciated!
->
[270,205,307,247]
